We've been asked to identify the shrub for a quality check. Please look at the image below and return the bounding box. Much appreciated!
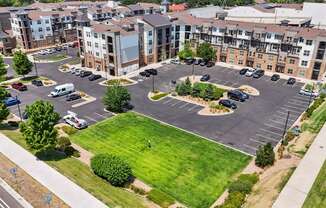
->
[56,136,71,151]
[147,189,175,208]
[255,143,275,168]
[238,173,259,185]
[130,184,146,195]
[91,154,132,187]
[216,191,246,208]
[151,92,168,100]
[61,125,78,135]
[285,131,295,142]
[64,146,80,157]
[228,180,253,194]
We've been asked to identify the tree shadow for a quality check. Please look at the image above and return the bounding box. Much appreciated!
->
[0,122,20,131]
[20,75,39,82]
[35,149,67,162]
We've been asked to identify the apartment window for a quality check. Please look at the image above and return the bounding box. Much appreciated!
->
[238,30,243,35]
[275,34,282,40]
[39,35,44,39]
[37,20,41,24]
[306,40,313,45]
[148,31,152,36]
[257,54,263,59]
[94,33,98,38]
[289,59,295,64]
[148,49,152,54]
[301,60,308,66]
[96,52,99,57]
[303,50,310,56]
[239,50,244,56]
[299,37,304,43]
[272,44,278,50]
[229,48,234,54]
[46,27,50,31]
[238,60,243,65]
[287,68,293,74]
[256,64,261,69]
[45,19,49,24]
[38,27,42,32]
[86,32,90,37]
[87,41,91,46]
[102,44,106,49]
[266,33,271,39]
[185,25,191,32]
[108,45,113,53]
[95,43,98,48]
[267,65,273,70]
[268,55,273,61]
[107,36,113,43]
[176,25,180,32]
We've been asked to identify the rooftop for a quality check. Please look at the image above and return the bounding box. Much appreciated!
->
[143,14,171,27]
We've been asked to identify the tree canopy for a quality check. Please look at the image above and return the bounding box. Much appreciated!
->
[0,103,9,123]
[0,56,7,81]
[196,42,217,61]
[20,100,60,152]
[12,51,33,77]
[178,42,194,60]
[103,83,131,113]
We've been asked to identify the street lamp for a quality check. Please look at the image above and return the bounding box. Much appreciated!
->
[152,74,157,92]
[191,63,195,80]
[16,95,22,121]
[307,84,315,108]
[282,111,290,137]
[32,55,38,77]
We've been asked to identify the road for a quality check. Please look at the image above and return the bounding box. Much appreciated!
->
[0,185,24,208]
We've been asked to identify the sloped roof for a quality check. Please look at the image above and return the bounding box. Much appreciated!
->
[143,14,171,27]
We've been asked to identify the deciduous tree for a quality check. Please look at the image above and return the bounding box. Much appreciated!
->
[12,51,33,78]
[0,103,9,123]
[103,84,131,113]
[0,55,7,80]
[196,42,216,61]
[255,143,275,167]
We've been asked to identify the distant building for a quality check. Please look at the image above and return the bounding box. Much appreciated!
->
[0,28,15,55]
[169,3,187,12]
[187,5,227,19]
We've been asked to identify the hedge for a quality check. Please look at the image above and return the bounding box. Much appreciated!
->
[305,96,325,118]
[91,154,132,187]
[147,189,175,208]
[216,191,246,208]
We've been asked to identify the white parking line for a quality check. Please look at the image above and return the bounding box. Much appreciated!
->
[269,119,286,125]
[188,104,199,111]
[287,101,306,107]
[231,83,239,87]
[163,98,173,104]
[179,102,190,109]
[94,112,106,118]
[84,116,97,122]
[259,128,283,136]
[283,104,305,111]
[292,95,310,102]
[282,81,288,86]
[280,107,302,114]
[170,100,183,107]
[256,133,279,142]
[273,114,296,122]
[250,138,266,145]
[243,144,258,151]
[289,99,309,105]
[264,123,284,131]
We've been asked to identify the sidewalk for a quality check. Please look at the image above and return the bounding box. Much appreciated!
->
[272,123,326,208]
[0,133,107,208]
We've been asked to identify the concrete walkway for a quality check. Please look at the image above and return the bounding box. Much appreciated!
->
[0,133,107,208]
[273,123,326,208]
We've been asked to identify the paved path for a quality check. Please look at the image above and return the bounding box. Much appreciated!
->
[0,133,107,208]
[273,123,326,208]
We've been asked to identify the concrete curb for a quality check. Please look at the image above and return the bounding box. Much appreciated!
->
[0,178,33,208]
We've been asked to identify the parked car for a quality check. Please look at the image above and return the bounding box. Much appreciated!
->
[145,68,157,75]
[66,93,81,101]
[55,47,62,51]
[139,71,151,77]
[75,69,82,76]
[206,61,215,68]
[170,59,181,64]
[245,68,256,77]
[219,99,237,109]
[239,68,249,75]
[299,88,319,97]
[185,58,194,65]
[38,50,48,55]
[287,77,296,85]
[227,90,246,102]
[200,74,210,82]
[236,89,250,99]
[193,59,202,65]
[88,74,102,81]
[271,74,280,81]
[63,111,88,129]
[70,67,77,74]
[80,71,92,78]
[4,97,20,107]
[253,69,264,79]
[200,60,208,66]
[31,79,43,86]
[11,82,27,91]
[49,83,74,97]
[22,111,28,120]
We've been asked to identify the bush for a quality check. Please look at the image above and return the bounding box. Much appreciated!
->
[255,143,275,168]
[91,154,132,187]
[151,92,168,100]
[147,189,175,208]
[130,184,146,195]
[64,146,80,157]
[61,125,78,135]
[56,136,71,151]
[285,131,295,142]
[238,173,259,185]
[228,180,253,194]
[216,191,246,208]
[190,82,225,101]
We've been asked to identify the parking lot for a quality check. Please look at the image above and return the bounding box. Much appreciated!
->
[4,56,309,155]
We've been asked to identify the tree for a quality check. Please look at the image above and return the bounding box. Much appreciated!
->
[184,77,192,94]
[255,143,275,168]
[91,154,132,187]
[204,84,214,101]
[56,136,71,152]
[0,87,10,101]
[20,100,60,153]
[178,41,194,60]
[103,84,131,113]
[12,51,33,78]
[196,42,217,61]
[0,55,7,80]
[0,103,9,123]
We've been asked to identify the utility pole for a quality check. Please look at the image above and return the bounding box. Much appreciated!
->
[16,95,22,121]
[33,56,38,77]
[191,63,195,80]
[282,111,290,137]
[152,74,155,92]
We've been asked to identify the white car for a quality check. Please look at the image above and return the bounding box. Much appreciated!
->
[170,59,181,64]
[63,111,88,129]
[299,88,319,97]
[245,68,256,77]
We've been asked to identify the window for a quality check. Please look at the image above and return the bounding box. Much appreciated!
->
[272,44,278,50]
[258,54,263,59]
[267,33,271,39]
[45,19,49,24]
[103,44,106,49]
[238,30,243,35]
[267,65,273,70]
[39,35,44,39]
[38,27,42,32]
[96,52,99,57]
[256,64,261,69]
[275,34,282,40]
[148,40,152,45]
[37,20,41,24]
[102,34,105,39]
[301,60,308,66]
[94,33,98,38]
[87,41,91,46]
[299,37,304,43]
[46,27,50,31]
[289,59,295,64]
[148,49,152,54]
[287,68,293,74]
[238,60,243,65]
[303,50,310,56]
[95,43,98,48]
[245,31,251,36]
[306,40,313,45]
[239,50,244,56]
[148,31,152,36]
[86,32,90,37]
[185,25,191,32]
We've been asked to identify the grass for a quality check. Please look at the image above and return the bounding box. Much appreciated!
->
[71,112,251,208]
[36,54,67,61]
[147,189,175,208]
[106,79,132,86]
[277,167,296,192]
[151,92,168,100]
[67,57,81,65]
[301,102,326,133]
[0,129,148,208]
[303,161,326,208]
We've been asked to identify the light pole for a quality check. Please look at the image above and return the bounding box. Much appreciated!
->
[152,74,156,92]
[191,63,195,80]
[33,55,38,77]
[282,111,290,137]
[16,95,22,121]
[307,84,315,108]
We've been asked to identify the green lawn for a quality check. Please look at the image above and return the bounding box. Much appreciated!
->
[302,102,326,133]
[0,129,148,208]
[71,112,251,208]
[303,161,326,208]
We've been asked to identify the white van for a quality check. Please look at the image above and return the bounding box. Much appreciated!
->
[49,83,74,97]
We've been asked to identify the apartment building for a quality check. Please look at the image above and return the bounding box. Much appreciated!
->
[81,20,139,76]
[10,9,79,50]
[170,12,326,80]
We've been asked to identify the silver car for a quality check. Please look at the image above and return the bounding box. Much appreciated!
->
[299,89,319,97]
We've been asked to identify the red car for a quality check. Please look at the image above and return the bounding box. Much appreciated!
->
[11,82,27,91]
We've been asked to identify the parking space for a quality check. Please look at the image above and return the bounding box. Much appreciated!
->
[159,97,203,113]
